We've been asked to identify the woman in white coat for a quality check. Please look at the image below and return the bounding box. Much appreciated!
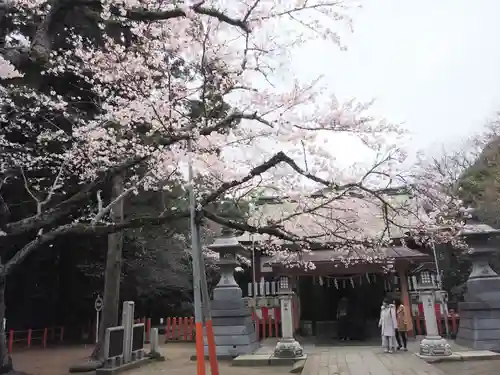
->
[379,297,397,353]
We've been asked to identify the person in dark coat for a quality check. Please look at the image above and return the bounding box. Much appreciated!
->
[337,297,350,340]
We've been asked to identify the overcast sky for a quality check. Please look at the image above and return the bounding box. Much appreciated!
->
[290,0,500,163]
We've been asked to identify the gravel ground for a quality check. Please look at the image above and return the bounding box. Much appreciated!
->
[10,342,292,375]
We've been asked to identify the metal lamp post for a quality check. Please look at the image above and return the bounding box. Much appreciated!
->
[417,270,452,357]
[273,275,304,359]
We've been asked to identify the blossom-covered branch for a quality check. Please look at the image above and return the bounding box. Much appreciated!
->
[0,0,416,278]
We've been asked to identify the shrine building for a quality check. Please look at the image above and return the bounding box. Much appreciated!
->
[236,187,438,342]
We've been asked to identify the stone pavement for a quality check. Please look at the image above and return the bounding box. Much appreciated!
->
[10,339,500,375]
[435,359,500,375]
[301,346,447,375]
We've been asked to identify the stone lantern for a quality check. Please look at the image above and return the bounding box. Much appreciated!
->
[416,270,452,357]
[455,210,500,350]
[206,228,259,357]
[272,275,304,360]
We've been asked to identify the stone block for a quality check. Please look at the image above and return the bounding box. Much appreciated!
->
[459,317,500,329]
[204,341,260,357]
[213,287,242,300]
[205,323,255,336]
[458,350,500,360]
[456,274,500,350]
[291,359,307,373]
[232,354,271,366]
[211,309,251,318]
[211,299,247,310]
[95,358,152,375]
[269,355,307,366]
[204,331,256,346]
[212,316,253,326]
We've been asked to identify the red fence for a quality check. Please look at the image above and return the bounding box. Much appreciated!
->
[158,309,282,342]
[7,326,65,353]
[413,309,460,336]
[151,305,289,343]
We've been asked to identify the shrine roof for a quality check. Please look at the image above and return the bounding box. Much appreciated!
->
[263,246,430,266]
[237,188,429,245]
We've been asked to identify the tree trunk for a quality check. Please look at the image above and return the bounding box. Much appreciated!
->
[92,174,124,360]
[0,274,12,374]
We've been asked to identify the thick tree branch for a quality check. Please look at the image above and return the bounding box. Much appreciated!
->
[202,208,300,243]
[2,209,190,277]
[125,5,250,33]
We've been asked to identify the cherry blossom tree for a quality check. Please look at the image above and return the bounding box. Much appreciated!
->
[0,0,416,369]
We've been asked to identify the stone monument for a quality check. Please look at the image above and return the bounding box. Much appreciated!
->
[417,270,452,357]
[455,211,500,350]
[206,228,259,358]
[272,276,304,360]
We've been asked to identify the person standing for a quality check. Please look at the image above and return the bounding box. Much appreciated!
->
[337,297,350,340]
[395,298,408,351]
[379,297,397,353]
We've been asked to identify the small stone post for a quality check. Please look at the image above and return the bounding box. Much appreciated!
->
[418,272,452,357]
[273,276,303,359]
[150,328,159,354]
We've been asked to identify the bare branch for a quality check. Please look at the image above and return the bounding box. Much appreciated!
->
[91,171,153,226]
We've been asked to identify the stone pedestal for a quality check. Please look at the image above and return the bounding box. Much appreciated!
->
[274,293,303,359]
[205,235,259,358]
[419,290,452,357]
[456,247,500,350]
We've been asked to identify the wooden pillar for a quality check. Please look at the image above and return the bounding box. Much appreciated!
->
[398,267,414,336]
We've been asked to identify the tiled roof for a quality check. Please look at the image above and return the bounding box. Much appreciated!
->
[263,246,429,265]
[237,190,429,244]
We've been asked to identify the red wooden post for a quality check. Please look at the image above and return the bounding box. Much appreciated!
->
[268,311,273,337]
[178,317,182,339]
[7,330,13,354]
[261,307,269,339]
[415,313,421,335]
[60,326,64,342]
[420,312,427,335]
[43,328,48,348]
[274,306,281,337]
[166,318,171,340]
[252,310,260,340]
[172,318,178,340]
[27,329,32,348]
[189,317,194,340]
[183,318,188,341]
[146,318,151,342]
[450,310,458,334]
